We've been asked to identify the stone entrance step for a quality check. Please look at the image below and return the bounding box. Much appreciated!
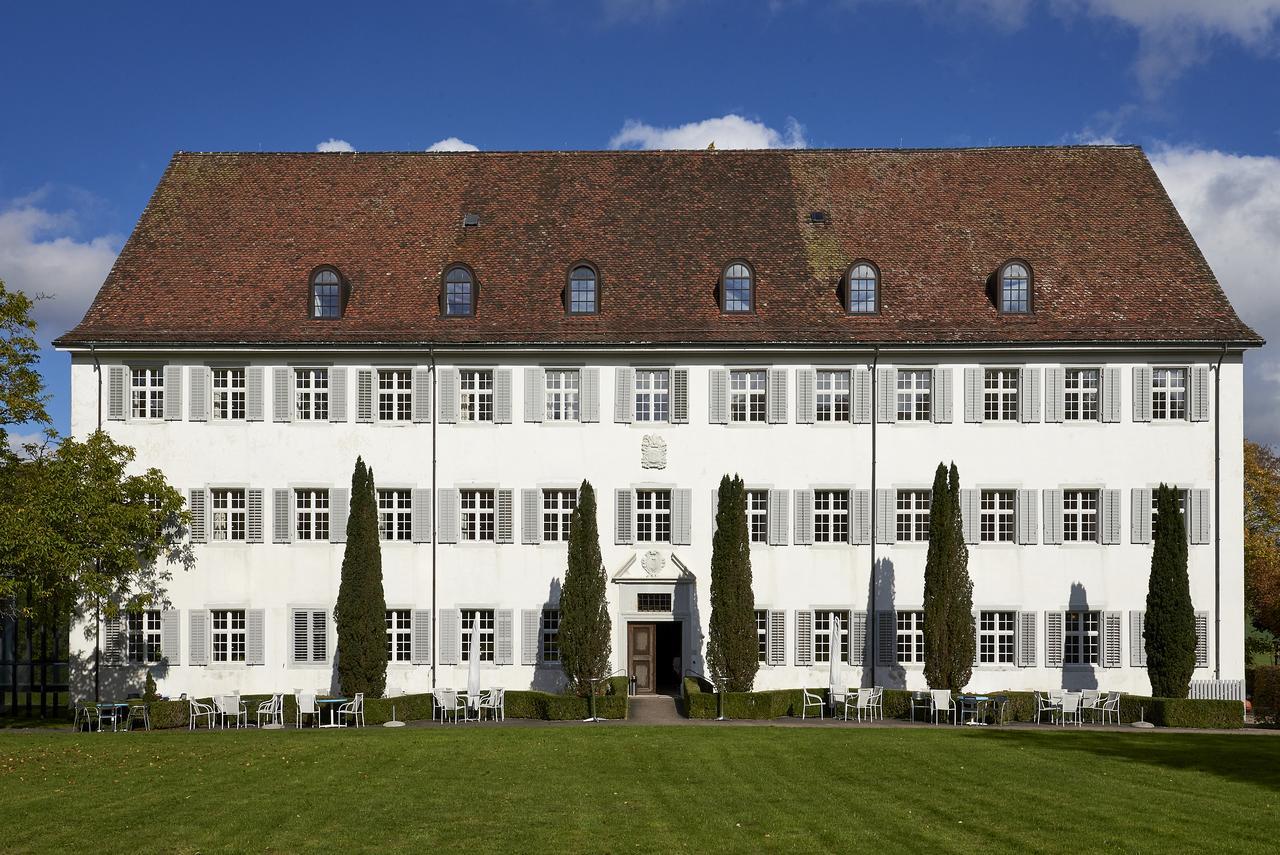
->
[628,694,683,723]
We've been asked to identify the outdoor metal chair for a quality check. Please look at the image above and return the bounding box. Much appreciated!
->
[930,690,957,725]
[296,693,320,728]
[869,687,884,721]
[257,694,283,727]
[801,688,824,720]
[990,694,1010,726]
[1080,689,1102,719]
[1097,691,1121,725]
[909,691,931,723]
[1059,692,1082,727]
[1033,691,1059,724]
[829,687,852,720]
[479,688,505,722]
[127,701,150,731]
[72,699,97,732]
[96,703,120,732]
[854,688,875,722]
[338,693,365,727]
[216,694,247,728]
[188,698,216,730]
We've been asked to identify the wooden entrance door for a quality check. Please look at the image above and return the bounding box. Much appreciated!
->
[628,623,656,694]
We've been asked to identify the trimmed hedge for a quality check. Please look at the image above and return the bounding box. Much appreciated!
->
[1249,666,1280,724]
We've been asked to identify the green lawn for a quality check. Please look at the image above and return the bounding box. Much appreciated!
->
[1,725,1277,853]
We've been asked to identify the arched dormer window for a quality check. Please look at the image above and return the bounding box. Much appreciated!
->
[998,260,1032,314]
[443,265,476,317]
[310,267,344,319]
[847,261,880,314]
[568,264,598,314]
[721,262,753,313]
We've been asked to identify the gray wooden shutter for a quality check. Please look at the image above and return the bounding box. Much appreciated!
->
[496,488,515,544]
[273,367,292,422]
[1189,488,1211,545]
[851,489,871,545]
[273,488,292,543]
[437,610,460,665]
[876,611,896,667]
[796,368,816,424]
[246,609,265,666]
[411,488,432,543]
[1100,489,1121,545]
[1130,611,1147,666]
[1190,365,1210,422]
[493,368,513,423]
[1101,611,1122,668]
[107,366,126,420]
[672,488,692,545]
[521,610,541,665]
[524,367,545,423]
[876,367,897,423]
[356,369,374,423]
[963,367,984,423]
[1019,367,1041,423]
[411,610,432,665]
[875,489,896,545]
[1016,612,1037,667]
[708,369,729,424]
[931,367,952,423]
[1042,489,1064,545]
[330,487,350,544]
[189,367,210,421]
[104,614,123,665]
[614,366,635,423]
[767,368,788,424]
[1132,488,1153,544]
[1195,611,1210,667]
[245,367,264,421]
[795,610,813,666]
[1044,611,1064,668]
[1101,367,1121,423]
[289,610,308,663]
[1132,366,1152,422]
[412,368,433,423]
[1016,490,1039,545]
[767,489,789,546]
[161,610,180,664]
[1044,367,1064,423]
[329,368,348,422]
[959,489,979,544]
[615,489,634,545]
[189,488,208,544]
[161,365,182,421]
[850,611,867,666]
[495,609,514,665]
[672,368,689,424]
[580,367,600,422]
[246,488,264,544]
[437,368,459,423]
[521,488,541,544]
[852,368,872,424]
[188,610,209,666]
[437,489,461,544]
[793,489,814,546]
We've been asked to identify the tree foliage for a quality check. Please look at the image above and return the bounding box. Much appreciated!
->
[0,278,49,437]
[706,474,758,693]
[559,480,611,695]
[922,462,974,691]
[334,457,387,698]
[1245,440,1280,639]
[1146,483,1197,698]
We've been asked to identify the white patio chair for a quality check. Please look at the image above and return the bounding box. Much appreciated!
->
[909,691,931,723]
[1080,689,1101,719]
[1098,691,1121,725]
[1059,692,1082,727]
[188,698,216,731]
[127,701,151,731]
[479,688,505,722]
[829,687,852,720]
[72,699,97,732]
[296,693,319,728]
[257,694,283,727]
[801,689,824,720]
[338,693,365,728]
[854,688,875,722]
[1033,691,1058,724]
[435,689,460,723]
[930,690,957,725]
[216,694,247,728]
[869,687,884,721]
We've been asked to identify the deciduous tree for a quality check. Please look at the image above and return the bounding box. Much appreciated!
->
[1245,440,1280,639]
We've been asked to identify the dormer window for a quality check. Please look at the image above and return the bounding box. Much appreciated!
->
[444,266,475,317]
[310,268,343,319]
[847,261,879,314]
[998,261,1032,314]
[722,262,753,314]
[568,265,598,315]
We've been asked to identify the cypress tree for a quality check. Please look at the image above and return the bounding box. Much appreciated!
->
[707,474,759,693]
[334,457,387,698]
[1146,483,1197,698]
[922,462,975,691]
[559,480,611,696]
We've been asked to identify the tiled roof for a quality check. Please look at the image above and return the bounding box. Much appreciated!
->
[56,146,1261,348]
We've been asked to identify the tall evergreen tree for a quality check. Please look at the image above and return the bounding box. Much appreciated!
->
[706,474,759,693]
[334,457,387,697]
[1146,483,1197,698]
[922,462,975,691]
[559,480,611,695]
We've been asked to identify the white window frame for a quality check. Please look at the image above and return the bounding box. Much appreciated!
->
[130,367,165,420]
[813,609,851,664]
[1152,367,1188,421]
[896,610,925,664]
[460,609,495,662]
[295,489,331,541]
[541,608,561,663]
[211,488,247,542]
[746,489,769,544]
[295,368,330,421]
[813,490,850,543]
[978,611,1015,665]
[460,369,494,423]
[542,489,577,542]
[979,490,1015,543]
[896,490,931,542]
[756,610,769,663]
[386,609,412,662]
[1151,488,1188,533]
[377,368,412,422]
[816,369,851,422]
[983,368,1019,421]
[461,489,496,542]
[126,610,162,664]
[896,369,931,422]
[212,609,246,663]
[634,369,670,423]
[378,489,412,542]
[635,489,672,543]
[545,369,580,422]
[1063,490,1098,543]
[1064,610,1100,666]
[729,369,767,423]
[212,367,246,421]
[1064,368,1099,421]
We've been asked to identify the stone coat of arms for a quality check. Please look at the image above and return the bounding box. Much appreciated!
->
[640,434,667,469]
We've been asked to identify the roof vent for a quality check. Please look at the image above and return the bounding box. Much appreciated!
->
[808,211,829,224]
[462,213,480,227]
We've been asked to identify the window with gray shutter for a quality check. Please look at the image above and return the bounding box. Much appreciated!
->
[708,369,729,424]
[850,611,867,666]
[438,609,460,665]
[1019,367,1041,423]
[768,610,786,665]
[1044,367,1065,423]
[1190,365,1210,422]
[245,367,264,421]
[1016,612,1037,667]
[874,489,896,544]
[1195,611,1209,667]
[852,368,872,424]
[672,368,689,424]
[959,489,979,544]
[931,367,952,423]
[329,368,348,422]
[793,489,814,545]
[1132,366,1153,422]
[103,614,123,665]
[876,611,896,667]
[767,368,788,424]
[1016,490,1038,545]
[246,489,264,543]
[330,488,350,544]
[1189,488,1211,544]
[1100,367,1121,422]
[767,489,789,546]
[356,369,374,423]
[107,366,127,420]
[246,609,265,665]
[495,609,514,665]
[437,368,459,423]
[412,368,433,423]
[273,488,292,543]
[524,367,545,422]
[1100,489,1121,545]
[615,489,634,545]
[580,367,600,422]
[273,367,292,422]
[1130,611,1147,666]
[493,368,513,423]
[163,365,183,421]
[1044,611,1064,668]
[411,488,432,543]
[189,488,208,544]
[1042,489,1064,545]
[161,610,180,663]
[437,489,461,544]
[796,368,816,424]
[188,610,209,666]
[795,610,813,666]
[521,609,541,665]
[521,489,541,544]
[1101,611,1122,668]
[614,366,635,423]
[1131,488,1153,544]
[876,367,896,423]
[189,367,210,421]
[411,610,432,664]
[851,489,871,545]
[496,488,515,543]
[672,488,692,545]
[963,367,983,423]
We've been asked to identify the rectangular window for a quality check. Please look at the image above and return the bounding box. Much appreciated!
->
[1064,368,1099,421]
[1064,610,1100,665]
[979,490,1015,543]
[634,369,670,423]
[896,610,925,664]
[983,368,1019,421]
[746,489,769,544]
[635,489,672,543]
[460,609,495,662]
[295,489,330,541]
[1152,367,1188,421]
[637,593,672,612]
[377,490,412,542]
[729,369,767,423]
[756,610,769,663]
[386,610,412,662]
[542,489,577,542]
[978,611,1015,664]
[292,610,327,663]
[126,610,162,664]
[813,610,851,664]
[212,368,246,421]
[295,368,330,421]
[130,367,165,419]
[460,490,496,542]
[212,609,246,663]
[896,490,931,542]
[813,490,850,543]
[545,370,580,422]
[816,370,851,422]
[541,609,561,662]
[211,488,247,542]
[460,370,494,422]
[896,370,931,422]
[378,369,412,422]
[1151,489,1188,533]
[1063,490,1098,543]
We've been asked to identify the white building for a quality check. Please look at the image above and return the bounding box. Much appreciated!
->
[57,146,1261,700]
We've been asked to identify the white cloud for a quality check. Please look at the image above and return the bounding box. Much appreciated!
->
[1149,146,1280,447]
[610,114,806,150]
[426,137,479,152]
[316,138,355,152]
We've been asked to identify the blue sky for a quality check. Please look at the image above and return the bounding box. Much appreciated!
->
[2,0,1278,444]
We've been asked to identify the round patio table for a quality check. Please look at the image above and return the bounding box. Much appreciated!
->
[316,697,348,728]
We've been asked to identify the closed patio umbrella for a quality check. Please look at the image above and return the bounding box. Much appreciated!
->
[467,616,481,714]
[828,614,843,694]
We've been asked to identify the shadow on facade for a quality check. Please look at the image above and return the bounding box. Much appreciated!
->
[675,569,704,679]
[870,557,906,689]
[1063,581,1098,691]
[531,577,565,692]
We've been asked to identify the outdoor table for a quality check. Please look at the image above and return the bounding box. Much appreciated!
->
[956,695,992,726]
[96,702,130,732]
[317,697,348,728]
[458,691,483,721]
